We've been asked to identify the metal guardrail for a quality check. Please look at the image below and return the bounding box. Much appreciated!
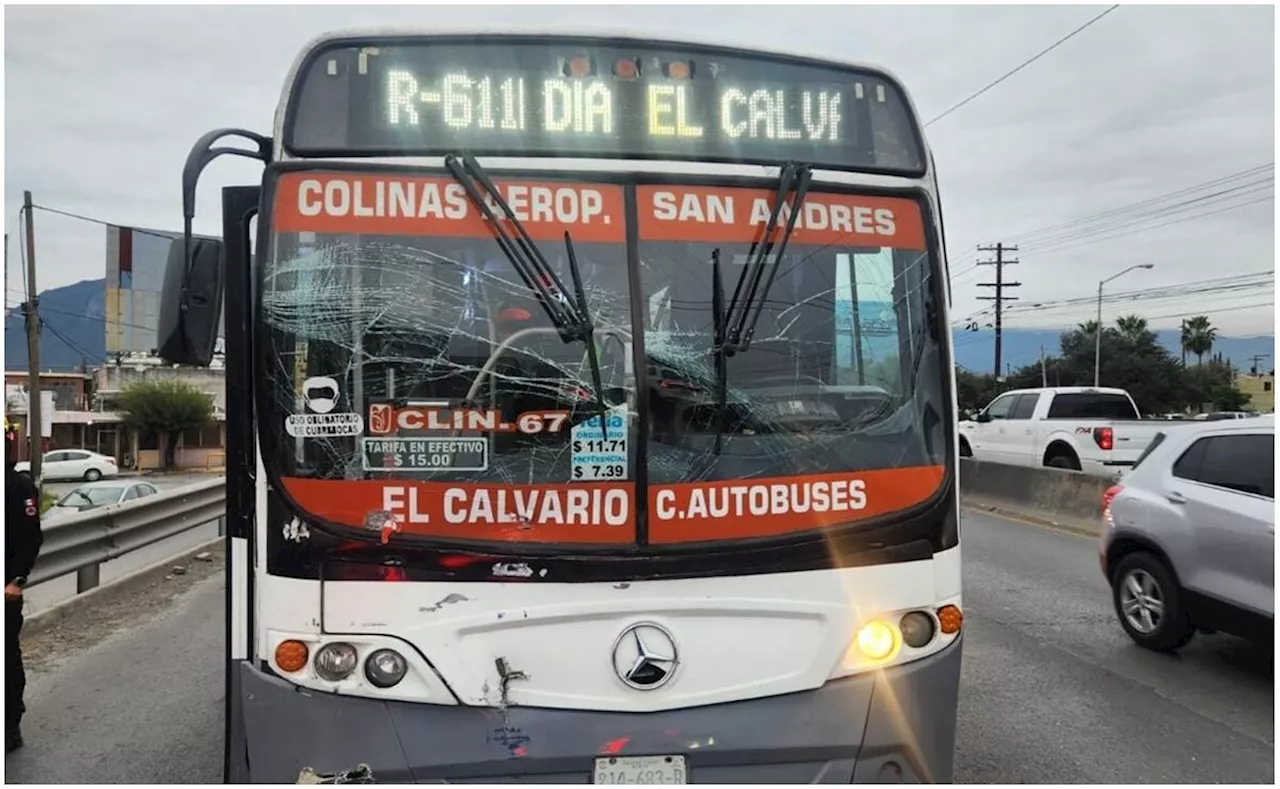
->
[32,477,227,593]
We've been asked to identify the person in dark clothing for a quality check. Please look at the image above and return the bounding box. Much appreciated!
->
[5,422,42,753]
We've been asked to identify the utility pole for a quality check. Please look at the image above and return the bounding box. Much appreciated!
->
[22,191,42,480]
[1248,353,1271,376]
[1040,345,1047,387]
[975,243,1020,378]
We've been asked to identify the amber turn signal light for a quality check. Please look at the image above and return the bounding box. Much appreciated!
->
[275,639,309,673]
[936,605,963,635]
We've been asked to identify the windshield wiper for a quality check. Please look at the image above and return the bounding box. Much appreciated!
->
[711,247,729,455]
[723,162,813,354]
[444,153,609,440]
[708,164,812,454]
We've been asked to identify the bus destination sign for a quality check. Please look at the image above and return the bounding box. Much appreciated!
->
[286,38,925,172]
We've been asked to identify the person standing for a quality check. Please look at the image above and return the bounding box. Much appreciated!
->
[6,421,42,753]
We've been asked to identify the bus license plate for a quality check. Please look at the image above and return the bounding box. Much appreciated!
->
[593,755,687,784]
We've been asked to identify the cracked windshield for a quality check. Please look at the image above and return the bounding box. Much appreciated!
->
[259,174,946,544]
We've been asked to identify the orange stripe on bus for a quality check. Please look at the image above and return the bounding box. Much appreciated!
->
[636,185,927,249]
[280,465,945,546]
[647,465,946,543]
[272,172,627,243]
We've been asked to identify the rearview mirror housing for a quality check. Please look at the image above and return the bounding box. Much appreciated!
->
[157,237,225,367]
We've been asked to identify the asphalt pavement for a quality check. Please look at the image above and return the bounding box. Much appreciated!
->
[4,510,1272,784]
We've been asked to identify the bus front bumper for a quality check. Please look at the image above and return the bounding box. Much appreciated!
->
[234,635,962,784]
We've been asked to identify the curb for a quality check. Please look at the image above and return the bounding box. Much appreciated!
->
[21,537,224,638]
[960,496,1102,539]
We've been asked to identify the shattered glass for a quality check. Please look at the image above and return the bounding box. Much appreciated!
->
[257,186,948,539]
[260,232,634,486]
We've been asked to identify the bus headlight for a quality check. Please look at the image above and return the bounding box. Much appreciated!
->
[314,642,359,681]
[833,603,962,679]
[364,648,408,688]
[899,611,936,648]
[852,619,901,663]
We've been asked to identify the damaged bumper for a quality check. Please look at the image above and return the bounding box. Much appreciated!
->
[239,636,962,784]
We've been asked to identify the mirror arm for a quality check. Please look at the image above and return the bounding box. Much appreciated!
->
[180,129,271,280]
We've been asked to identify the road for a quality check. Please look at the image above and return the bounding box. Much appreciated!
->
[5,511,1272,784]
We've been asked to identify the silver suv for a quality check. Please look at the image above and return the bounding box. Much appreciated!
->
[1099,416,1274,651]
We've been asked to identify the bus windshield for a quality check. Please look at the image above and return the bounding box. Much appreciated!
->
[257,170,948,547]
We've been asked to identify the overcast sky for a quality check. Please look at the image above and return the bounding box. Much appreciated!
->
[4,4,1275,338]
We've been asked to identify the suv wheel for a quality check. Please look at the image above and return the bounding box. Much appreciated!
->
[1111,552,1194,652]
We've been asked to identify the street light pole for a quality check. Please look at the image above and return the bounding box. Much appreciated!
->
[1094,263,1155,387]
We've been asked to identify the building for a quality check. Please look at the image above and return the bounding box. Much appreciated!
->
[1236,372,1275,413]
[93,354,227,471]
[4,371,98,461]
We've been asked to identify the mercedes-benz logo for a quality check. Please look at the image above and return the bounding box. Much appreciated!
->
[611,622,678,690]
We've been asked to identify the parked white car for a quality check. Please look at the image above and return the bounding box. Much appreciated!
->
[959,386,1163,476]
[44,479,160,521]
[13,449,119,482]
[1099,416,1273,650]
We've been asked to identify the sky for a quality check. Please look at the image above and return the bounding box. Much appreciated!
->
[4,3,1276,338]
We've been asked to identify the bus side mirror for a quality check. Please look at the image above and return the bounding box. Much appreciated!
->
[157,237,225,367]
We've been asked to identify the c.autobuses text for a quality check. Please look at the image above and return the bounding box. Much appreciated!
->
[653,478,867,520]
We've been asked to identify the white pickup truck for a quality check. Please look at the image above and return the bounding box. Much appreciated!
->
[958,386,1164,476]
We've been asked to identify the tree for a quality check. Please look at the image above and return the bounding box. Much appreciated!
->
[116,379,214,469]
[1183,315,1217,365]
[1115,314,1151,342]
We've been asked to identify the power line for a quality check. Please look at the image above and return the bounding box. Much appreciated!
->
[1017,177,1274,251]
[925,4,1121,127]
[1019,189,1274,256]
[31,204,182,243]
[1003,271,1274,314]
[1008,163,1274,244]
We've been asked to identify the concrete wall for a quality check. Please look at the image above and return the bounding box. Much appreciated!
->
[958,458,1115,535]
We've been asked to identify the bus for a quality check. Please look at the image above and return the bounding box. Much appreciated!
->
[158,29,962,784]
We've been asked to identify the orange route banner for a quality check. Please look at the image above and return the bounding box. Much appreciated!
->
[281,465,944,546]
[637,185,927,249]
[273,172,626,243]
[281,477,636,544]
[647,465,946,543]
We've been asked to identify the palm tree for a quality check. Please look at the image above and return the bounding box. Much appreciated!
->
[1115,314,1149,341]
[1184,315,1217,365]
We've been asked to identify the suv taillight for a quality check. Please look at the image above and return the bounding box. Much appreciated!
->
[1093,426,1114,450]
[1102,484,1123,522]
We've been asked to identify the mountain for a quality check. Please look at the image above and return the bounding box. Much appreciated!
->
[952,327,1277,376]
[5,279,108,372]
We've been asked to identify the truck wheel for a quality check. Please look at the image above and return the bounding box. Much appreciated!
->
[1111,552,1194,652]
[1045,450,1080,470]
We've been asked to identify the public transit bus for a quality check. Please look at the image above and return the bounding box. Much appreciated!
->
[158,29,962,784]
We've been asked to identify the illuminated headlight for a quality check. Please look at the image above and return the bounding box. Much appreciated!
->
[364,648,409,688]
[834,604,962,678]
[852,619,902,663]
[314,642,359,681]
